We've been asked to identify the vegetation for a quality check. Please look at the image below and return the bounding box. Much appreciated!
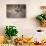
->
[5,26,18,39]
[36,14,46,21]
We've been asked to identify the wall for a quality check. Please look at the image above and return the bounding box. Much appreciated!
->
[0,0,46,39]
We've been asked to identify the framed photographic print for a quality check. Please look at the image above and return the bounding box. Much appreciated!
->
[6,4,26,18]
